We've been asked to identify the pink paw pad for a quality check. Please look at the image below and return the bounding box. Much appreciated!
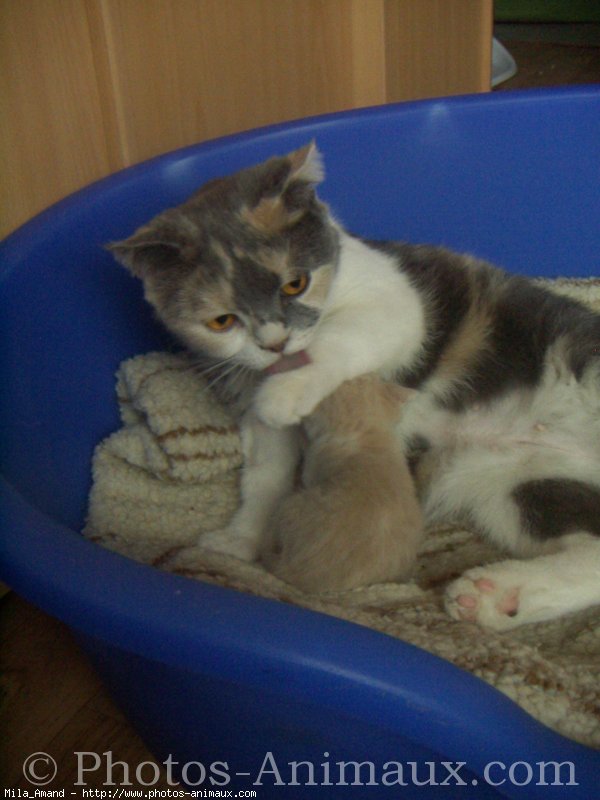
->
[474,577,496,593]
[452,578,521,623]
[497,587,520,617]
[455,594,478,621]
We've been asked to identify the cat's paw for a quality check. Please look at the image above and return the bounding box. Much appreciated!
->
[200,529,258,561]
[445,565,523,631]
[255,367,329,428]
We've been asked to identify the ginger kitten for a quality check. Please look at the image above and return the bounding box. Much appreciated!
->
[261,375,423,593]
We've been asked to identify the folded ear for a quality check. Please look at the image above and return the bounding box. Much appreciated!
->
[107,212,194,278]
[244,141,325,234]
[288,140,325,185]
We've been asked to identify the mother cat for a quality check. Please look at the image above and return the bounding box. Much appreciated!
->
[110,143,600,630]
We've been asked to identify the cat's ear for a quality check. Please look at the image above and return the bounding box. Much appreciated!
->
[107,213,193,278]
[245,141,325,234]
[287,140,325,186]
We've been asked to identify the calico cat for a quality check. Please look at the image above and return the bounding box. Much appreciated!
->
[261,375,423,594]
[110,142,600,630]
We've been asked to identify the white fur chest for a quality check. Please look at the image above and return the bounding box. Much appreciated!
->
[318,232,426,375]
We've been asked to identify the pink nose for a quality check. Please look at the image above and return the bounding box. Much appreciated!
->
[263,338,288,353]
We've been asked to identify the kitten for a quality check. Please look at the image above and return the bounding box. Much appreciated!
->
[261,375,423,594]
[110,142,600,630]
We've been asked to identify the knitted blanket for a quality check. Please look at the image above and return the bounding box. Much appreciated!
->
[83,277,600,749]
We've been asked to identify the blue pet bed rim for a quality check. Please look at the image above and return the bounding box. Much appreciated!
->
[2,84,600,270]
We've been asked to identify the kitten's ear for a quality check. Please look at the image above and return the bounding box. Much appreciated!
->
[107,213,192,278]
[379,383,418,410]
[393,385,418,404]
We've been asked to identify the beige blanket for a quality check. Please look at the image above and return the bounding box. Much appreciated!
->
[84,277,600,749]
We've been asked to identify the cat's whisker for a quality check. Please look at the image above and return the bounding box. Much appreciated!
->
[203,360,245,393]
[232,364,255,393]
[191,357,235,378]
[191,359,246,395]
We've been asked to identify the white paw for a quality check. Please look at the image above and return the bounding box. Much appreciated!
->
[254,368,327,428]
[200,529,258,562]
[445,565,523,631]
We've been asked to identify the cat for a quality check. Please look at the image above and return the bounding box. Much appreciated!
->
[261,375,423,594]
[110,141,600,630]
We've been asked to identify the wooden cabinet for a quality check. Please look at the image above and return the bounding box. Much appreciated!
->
[1,0,492,238]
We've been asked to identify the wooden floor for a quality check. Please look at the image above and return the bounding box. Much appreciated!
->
[1,594,178,790]
[2,29,600,795]
[495,35,600,90]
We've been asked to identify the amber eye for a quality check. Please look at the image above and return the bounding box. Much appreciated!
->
[281,274,309,297]
[206,314,238,332]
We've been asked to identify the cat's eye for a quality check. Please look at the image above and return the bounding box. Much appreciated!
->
[206,314,238,332]
[281,274,309,297]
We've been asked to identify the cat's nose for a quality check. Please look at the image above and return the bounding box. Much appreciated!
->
[262,337,288,353]
[257,322,289,353]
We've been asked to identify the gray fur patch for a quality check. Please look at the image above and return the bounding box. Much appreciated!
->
[286,301,320,329]
[231,258,283,322]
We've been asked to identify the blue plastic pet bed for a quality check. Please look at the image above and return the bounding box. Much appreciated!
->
[1,87,599,797]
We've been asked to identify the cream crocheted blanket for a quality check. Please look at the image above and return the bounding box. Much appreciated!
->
[84,277,600,749]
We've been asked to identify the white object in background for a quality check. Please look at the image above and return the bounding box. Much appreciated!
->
[492,38,518,87]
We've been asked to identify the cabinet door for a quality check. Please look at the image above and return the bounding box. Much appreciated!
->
[1,0,492,238]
